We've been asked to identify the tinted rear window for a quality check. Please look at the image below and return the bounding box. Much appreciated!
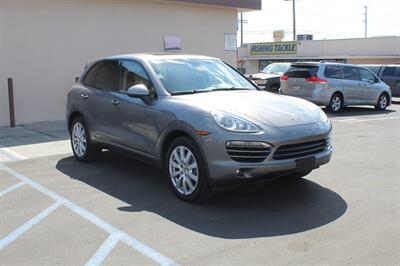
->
[285,65,319,78]
[342,66,361,81]
[324,65,342,79]
[382,67,397,77]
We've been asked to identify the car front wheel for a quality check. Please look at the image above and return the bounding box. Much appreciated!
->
[70,117,100,162]
[327,93,342,113]
[375,93,389,110]
[165,136,211,202]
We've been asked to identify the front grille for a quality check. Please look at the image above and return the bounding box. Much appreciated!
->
[273,139,327,160]
[227,146,272,163]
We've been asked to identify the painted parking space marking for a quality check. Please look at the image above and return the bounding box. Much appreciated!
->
[86,232,122,266]
[0,201,63,250]
[0,146,27,162]
[0,182,25,197]
[0,162,177,266]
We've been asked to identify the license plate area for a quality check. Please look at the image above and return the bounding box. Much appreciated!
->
[296,156,315,173]
[292,85,301,90]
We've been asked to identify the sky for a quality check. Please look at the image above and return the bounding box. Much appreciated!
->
[239,0,400,43]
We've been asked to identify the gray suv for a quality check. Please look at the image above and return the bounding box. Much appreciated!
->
[67,54,332,202]
[280,62,392,112]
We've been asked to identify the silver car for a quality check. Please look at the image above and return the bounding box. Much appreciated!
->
[280,62,392,112]
[67,54,332,202]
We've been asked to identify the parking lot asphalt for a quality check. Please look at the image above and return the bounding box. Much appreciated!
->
[1,104,399,265]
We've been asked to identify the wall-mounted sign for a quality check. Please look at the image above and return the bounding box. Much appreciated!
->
[224,33,237,51]
[250,41,297,56]
[164,36,182,51]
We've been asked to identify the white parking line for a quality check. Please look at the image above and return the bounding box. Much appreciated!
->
[86,232,122,266]
[0,201,63,250]
[0,182,25,197]
[0,146,27,162]
[0,163,177,266]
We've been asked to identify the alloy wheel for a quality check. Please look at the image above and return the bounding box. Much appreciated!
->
[379,95,387,109]
[169,146,199,195]
[72,122,87,157]
[331,96,341,112]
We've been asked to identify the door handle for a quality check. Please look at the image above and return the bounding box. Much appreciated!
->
[81,94,89,100]
[111,99,120,105]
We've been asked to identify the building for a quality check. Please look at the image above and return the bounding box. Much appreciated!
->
[239,36,400,74]
[0,0,261,126]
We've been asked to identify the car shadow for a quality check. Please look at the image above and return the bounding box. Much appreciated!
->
[56,152,347,239]
[323,106,396,117]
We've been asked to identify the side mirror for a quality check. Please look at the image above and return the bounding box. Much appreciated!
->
[127,84,150,97]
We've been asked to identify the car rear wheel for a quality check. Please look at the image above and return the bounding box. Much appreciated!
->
[327,93,342,113]
[375,93,389,111]
[268,85,280,93]
[165,136,211,202]
[70,117,100,162]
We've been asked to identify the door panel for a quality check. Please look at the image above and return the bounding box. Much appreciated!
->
[106,59,159,156]
[110,92,159,156]
[359,68,380,104]
[342,66,362,104]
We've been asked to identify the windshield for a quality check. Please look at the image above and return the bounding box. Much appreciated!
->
[150,59,256,94]
[262,63,290,74]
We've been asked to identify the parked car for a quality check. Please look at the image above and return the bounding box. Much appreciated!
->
[362,64,400,97]
[67,54,332,202]
[280,62,392,112]
[247,63,290,93]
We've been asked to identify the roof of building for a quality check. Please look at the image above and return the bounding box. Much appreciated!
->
[165,0,261,10]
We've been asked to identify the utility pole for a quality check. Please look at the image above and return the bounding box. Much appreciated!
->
[363,5,368,38]
[284,0,296,41]
[240,12,244,46]
[292,0,296,41]
[239,13,248,47]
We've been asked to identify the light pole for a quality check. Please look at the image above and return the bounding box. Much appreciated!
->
[284,0,296,41]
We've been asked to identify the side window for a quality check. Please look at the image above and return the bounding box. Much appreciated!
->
[82,63,101,87]
[359,68,376,83]
[382,67,396,77]
[324,65,342,79]
[342,66,361,81]
[93,60,120,91]
[120,60,152,92]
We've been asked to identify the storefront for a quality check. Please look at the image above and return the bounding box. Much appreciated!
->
[239,36,400,74]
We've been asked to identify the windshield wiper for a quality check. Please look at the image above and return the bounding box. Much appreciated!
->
[210,87,252,92]
[171,87,252,95]
[170,89,212,95]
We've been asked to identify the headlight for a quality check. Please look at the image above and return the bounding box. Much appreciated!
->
[320,110,329,124]
[255,79,268,85]
[211,111,260,133]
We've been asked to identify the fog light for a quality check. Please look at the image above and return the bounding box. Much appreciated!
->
[226,141,271,149]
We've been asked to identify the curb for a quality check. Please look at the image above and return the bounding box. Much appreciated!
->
[392,98,400,105]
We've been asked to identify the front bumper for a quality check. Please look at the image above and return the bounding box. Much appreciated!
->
[208,147,332,183]
[198,123,332,185]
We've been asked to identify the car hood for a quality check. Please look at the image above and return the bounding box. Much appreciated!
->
[173,90,320,128]
[250,73,281,80]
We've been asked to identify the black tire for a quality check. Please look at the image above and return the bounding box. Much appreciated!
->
[268,86,280,93]
[327,93,343,113]
[375,93,389,111]
[164,136,212,202]
[70,116,101,162]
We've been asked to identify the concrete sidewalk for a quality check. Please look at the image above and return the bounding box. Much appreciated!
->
[0,121,71,162]
[392,97,400,104]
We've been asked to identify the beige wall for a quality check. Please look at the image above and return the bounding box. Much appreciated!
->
[0,0,237,126]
